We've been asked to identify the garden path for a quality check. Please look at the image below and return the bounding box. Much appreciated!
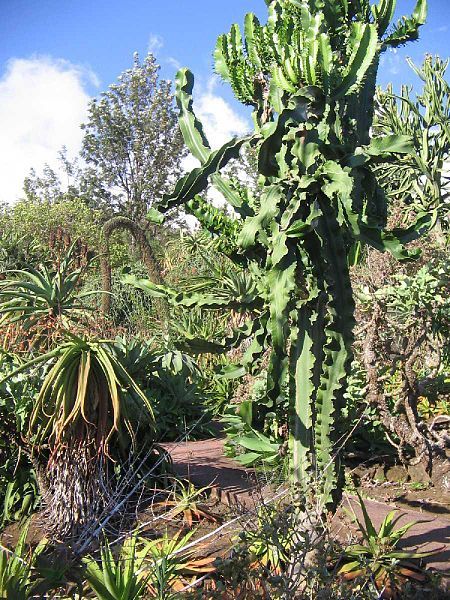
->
[163,436,450,582]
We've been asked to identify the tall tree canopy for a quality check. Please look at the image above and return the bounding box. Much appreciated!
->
[81,52,187,222]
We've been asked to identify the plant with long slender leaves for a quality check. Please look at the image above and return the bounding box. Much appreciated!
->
[125,0,434,510]
[84,533,149,600]
[0,242,98,350]
[1,334,155,538]
[338,493,439,598]
[0,521,51,600]
[136,528,215,598]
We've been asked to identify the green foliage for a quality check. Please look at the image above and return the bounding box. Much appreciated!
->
[1,468,39,528]
[108,270,158,334]
[418,395,450,419]
[111,336,214,440]
[0,196,103,257]
[360,256,450,377]
[84,534,148,600]
[135,528,214,598]
[222,388,289,474]
[0,334,157,537]
[22,335,154,454]
[339,493,436,596]
[374,56,450,225]
[81,52,187,222]
[376,260,450,342]
[0,353,43,526]
[342,360,390,454]
[0,229,41,274]
[0,243,99,348]
[0,522,49,599]
[123,0,435,509]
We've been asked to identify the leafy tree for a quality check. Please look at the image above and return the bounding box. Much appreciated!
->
[81,52,187,222]
[23,147,115,214]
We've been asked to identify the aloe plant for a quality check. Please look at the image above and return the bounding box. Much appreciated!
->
[125,0,433,507]
[0,335,155,538]
[338,493,438,596]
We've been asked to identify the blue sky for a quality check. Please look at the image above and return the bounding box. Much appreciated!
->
[0,0,449,202]
[2,1,449,93]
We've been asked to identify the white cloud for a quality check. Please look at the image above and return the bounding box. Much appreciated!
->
[165,56,182,71]
[182,76,250,173]
[179,77,251,229]
[196,77,249,149]
[148,34,164,55]
[0,56,95,203]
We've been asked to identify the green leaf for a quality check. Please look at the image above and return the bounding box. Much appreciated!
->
[238,434,279,453]
[238,184,284,248]
[175,68,211,164]
[159,135,251,212]
[146,207,164,224]
[366,134,415,157]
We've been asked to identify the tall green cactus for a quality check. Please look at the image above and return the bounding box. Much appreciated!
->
[126,0,431,507]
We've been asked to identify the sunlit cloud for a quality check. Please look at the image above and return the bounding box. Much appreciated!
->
[0,55,96,203]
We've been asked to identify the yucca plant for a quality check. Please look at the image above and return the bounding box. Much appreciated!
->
[2,334,155,538]
[125,0,435,513]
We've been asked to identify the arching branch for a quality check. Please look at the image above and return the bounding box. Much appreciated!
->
[100,216,166,319]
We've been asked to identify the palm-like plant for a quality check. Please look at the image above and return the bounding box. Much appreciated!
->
[0,243,99,349]
[2,334,155,538]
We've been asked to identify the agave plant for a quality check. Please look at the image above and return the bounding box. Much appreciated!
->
[338,493,439,599]
[0,242,99,349]
[155,479,220,527]
[1,334,155,538]
[125,0,435,512]
[136,528,216,598]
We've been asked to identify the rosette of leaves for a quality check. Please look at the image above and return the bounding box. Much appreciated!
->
[0,242,99,350]
[125,0,434,509]
[338,494,439,598]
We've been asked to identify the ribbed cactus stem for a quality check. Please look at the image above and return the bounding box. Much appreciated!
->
[125,0,429,510]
